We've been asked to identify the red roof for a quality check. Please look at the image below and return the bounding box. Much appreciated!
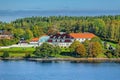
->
[50,33,71,39]
[31,38,39,42]
[69,33,95,38]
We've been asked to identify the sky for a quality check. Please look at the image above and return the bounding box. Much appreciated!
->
[0,0,120,11]
[0,0,120,22]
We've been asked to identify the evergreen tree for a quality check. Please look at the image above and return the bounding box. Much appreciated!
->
[2,51,9,58]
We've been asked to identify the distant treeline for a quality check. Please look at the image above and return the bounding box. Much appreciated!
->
[0,15,120,44]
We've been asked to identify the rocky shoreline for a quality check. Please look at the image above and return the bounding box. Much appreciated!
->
[1,58,120,63]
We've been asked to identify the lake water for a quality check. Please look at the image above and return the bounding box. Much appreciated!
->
[0,10,120,22]
[0,60,120,80]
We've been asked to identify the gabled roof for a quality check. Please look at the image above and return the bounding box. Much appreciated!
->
[50,33,71,39]
[69,33,95,38]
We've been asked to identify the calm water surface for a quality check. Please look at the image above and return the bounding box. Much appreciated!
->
[0,60,120,80]
[0,10,120,22]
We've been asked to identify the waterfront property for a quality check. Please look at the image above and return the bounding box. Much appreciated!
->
[69,33,95,42]
[0,30,13,39]
[48,32,72,48]
[48,32,95,48]
[18,32,95,48]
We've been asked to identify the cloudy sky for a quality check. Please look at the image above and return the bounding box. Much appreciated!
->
[0,0,120,10]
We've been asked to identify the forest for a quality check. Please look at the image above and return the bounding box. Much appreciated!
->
[0,15,120,46]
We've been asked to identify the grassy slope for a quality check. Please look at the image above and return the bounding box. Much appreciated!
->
[0,47,35,57]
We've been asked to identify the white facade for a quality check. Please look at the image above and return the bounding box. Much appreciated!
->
[74,38,91,43]
[48,33,95,48]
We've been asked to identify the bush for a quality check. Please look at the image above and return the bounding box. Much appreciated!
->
[25,53,31,58]
[2,51,9,58]
[0,39,18,46]
[105,51,113,58]
[34,43,55,58]
[53,46,61,55]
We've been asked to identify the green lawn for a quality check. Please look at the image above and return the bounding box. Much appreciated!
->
[107,42,117,47]
[0,47,72,58]
[61,48,70,52]
[0,52,36,58]
[102,40,117,47]
[0,47,35,52]
[0,47,36,57]
[97,53,107,58]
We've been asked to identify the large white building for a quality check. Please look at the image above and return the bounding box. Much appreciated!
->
[48,33,72,48]
[48,32,95,48]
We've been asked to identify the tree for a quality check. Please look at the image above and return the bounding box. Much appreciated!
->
[53,46,61,55]
[24,29,33,40]
[93,19,105,36]
[114,44,120,57]
[0,39,16,46]
[90,37,102,44]
[34,43,54,58]
[69,40,81,53]
[47,25,59,35]
[75,44,86,57]
[2,51,9,58]
[25,53,31,58]
[88,42,103,57]
[83,40,90,53]
[13,28,25,39]
[32,26,44,37]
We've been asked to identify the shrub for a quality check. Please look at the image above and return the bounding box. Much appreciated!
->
[34,43,54,58]
[2,51,9,58]
[25,53,31,58]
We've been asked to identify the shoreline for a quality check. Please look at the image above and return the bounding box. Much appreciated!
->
[1,57,120,63]
[27,58,120,63]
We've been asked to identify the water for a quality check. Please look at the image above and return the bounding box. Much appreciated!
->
[0,60,120,80]
[0,10,120,22]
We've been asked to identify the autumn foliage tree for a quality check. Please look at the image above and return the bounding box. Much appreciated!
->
[75,44,86,57]
[88,42,103,57]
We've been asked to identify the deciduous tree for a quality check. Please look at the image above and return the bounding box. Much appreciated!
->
[69,40,80,53]
[75,44,86,57]
[88,42,103,57]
